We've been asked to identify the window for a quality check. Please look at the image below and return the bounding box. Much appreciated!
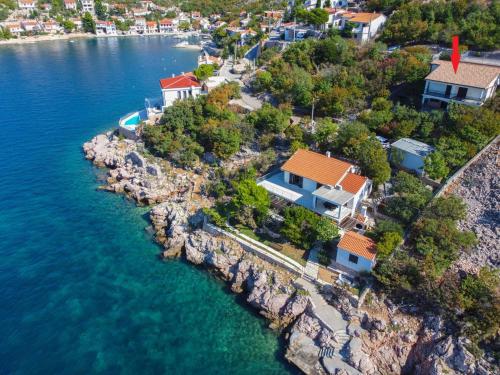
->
[288,173,303,188]
[177,91,181,99]
[348,254,358,264]
[457,87,468,99]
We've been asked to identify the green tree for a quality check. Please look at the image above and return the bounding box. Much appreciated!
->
[281,206,319,249]
[81,12,95,33]
[306,8,329,28]
[246,103,291,134]
[178,20,191,31]
[424,151,449,180]
[209,127,241,160]
[377,231,403,259]
[94,0,107,20]
[231,179,270,227]
[193,63,215,82]
[315,217,339,243]
[313,118,338,151]
[61,19,75,32]
[357,139,391,186]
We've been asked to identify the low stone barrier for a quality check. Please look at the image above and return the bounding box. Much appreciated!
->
[203,222,305,276]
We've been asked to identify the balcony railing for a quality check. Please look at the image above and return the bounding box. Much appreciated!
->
[423,91,483,105]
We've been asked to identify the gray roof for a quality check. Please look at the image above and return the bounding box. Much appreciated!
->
[391,138,434,157]
[313,186,354,205]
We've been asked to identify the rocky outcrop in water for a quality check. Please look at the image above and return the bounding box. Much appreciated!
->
[83,132,190,205]
[184,229,309,327]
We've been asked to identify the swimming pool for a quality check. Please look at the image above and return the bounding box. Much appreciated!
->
[119,110,147,129]
[123,113,141,125]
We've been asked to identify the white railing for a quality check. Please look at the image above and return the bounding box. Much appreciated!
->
[203,222,305,276]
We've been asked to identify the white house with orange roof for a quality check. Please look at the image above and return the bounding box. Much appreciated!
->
[336,231,377,273]
[145,21,158,34]
[1,21,23,36]
[159,72,202,110]
[20,19,41,32]
[64,0,77,11]
[257,149,372,223]
[422,60,500,108]
[17,0,36,13]
[340,12,386,43]
[42,20,63,34]
[159,19,176,33]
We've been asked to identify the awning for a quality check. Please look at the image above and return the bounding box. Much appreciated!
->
[312,186,354,206]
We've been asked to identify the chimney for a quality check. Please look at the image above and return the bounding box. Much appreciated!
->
[172,73,175,77]
[326,151,331,158]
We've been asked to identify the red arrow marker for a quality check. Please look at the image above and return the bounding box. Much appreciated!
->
[451,36,460,74]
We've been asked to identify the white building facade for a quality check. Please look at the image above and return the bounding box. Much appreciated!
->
[159,73,202,110]
[422,60,500,108]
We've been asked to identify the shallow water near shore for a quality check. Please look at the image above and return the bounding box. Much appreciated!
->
[0,36,295,374]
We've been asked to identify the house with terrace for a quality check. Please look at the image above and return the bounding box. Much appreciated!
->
[257,149,371,224]
[422,60,500,108]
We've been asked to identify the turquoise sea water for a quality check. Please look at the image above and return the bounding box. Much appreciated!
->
[0,36,295,375]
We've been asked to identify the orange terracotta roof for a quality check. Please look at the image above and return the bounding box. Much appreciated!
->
[338,231,376,260]
[281,149,352,186]
[339,173,367,194]
[342,12,383,23]
[425,60,500,89]
[159,72,200,89]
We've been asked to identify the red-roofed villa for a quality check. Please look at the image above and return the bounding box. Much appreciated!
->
[159,72,202,110]
[257,149,371,223]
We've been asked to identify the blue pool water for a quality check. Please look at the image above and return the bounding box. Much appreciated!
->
[123,113,141,126]
[0,36,296,375]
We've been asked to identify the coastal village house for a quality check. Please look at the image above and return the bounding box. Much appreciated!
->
[258,149,371,223]
[2,22,23,36]
[146,21,158,34]
[64,0,77,11]
[159,72,202,110]
[303,0,347,10]
[21,19,41,32]
[96,21,117,35]
[422,60,500,108]
[81,0,95,15]
[159,19,176,33]
[17,0,36,13]
[339,12,386,43]
[335,231,377,273]
[134,18,146,34]
[391,138,434,176]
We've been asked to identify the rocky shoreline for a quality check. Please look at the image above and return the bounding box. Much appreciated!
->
[83,131,495,375]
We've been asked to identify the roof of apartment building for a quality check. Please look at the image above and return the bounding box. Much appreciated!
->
[391,138,434,157]
[338,231,377,260]
[159,72,201,90]
[426,60,500,89]
[281,149,369,192]
[341,12,384,24]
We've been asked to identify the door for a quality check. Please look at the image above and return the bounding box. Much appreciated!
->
[445,85,452,97]
[457,87,468,99]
